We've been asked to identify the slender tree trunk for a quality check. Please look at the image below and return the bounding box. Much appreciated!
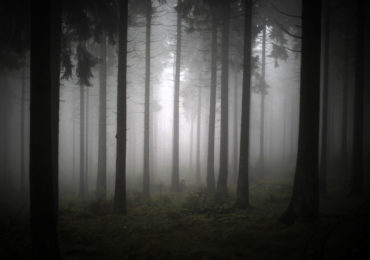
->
[279,0,322,224]
[341,36,350,179]
[20,67,27,199]
[85,87,89,195]
[96,33,107,199]
[79,84,86,198]
[190,116,194,173]
[259,25,266,177]
[114,0,128,214]
[319,0,330,196]
[30,0,61,258]
[196,84,202,184]
[350,0,364,195]
[216,0,230,197]
[72,88,76,191]
[232,71,239,185]
[236,0,252,209]
[206,16,217,193]
[172,0,182,192]
[0,77,5,197]
[206,13,217,193]
[143,0,152,198]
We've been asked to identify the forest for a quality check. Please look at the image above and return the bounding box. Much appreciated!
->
[0,0,369,259]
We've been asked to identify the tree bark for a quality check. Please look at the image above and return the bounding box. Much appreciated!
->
[114,0,128,214]
[216,0,230,197]
[143,0,152,199]
[172,0,182,192]
[232,71,239,185]
[259,25,266,177]
[30,0,61,258]
[341,35,350,179]
[196,83,202,184]
[79,84,86,198]
[206,13,217,193]
[350,0,364,195]
[20,66,27,199]
[236,0,253,209]
[279,0,322,224]
[319,0,330,196]
[96,33,107,199]
[85,87,89,194]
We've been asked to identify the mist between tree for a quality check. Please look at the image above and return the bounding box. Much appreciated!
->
[0,0,369,259]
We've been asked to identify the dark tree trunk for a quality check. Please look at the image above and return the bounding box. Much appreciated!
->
[72,88,76,190]
[341,36,350,179]
[30,0,61,258]
[206,13,217,193]
[259,25,266,177]
[190,117,194,172]
[79,84,86,198]
[196,84,202,184]
[350,0,364,195]
[232,71,239,185]
[172,0,182,192]
[279,0,322,224]
[319,0,330,196]
[96,33,107,199]
[236,0,252,209]
[85,88,89,194]
[196,85,202,184]
[143,0,152,199]
[114,0,128,214]
[20,67,27,199]
[216,0,230,197]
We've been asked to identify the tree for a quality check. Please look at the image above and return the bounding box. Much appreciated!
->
[350,0,364,195]
[236,0,253,209]
[143,0,153,199]
[319,0,331,196]
[279,0,322,224]
[30,0,61,258]
[172,0,183,192]
[114,0,128,214]
[216,0,231,197]
[195,76,202,184]
[76,43,96,199]
[20,66,27,199]
[206,10,218,193]
[96,33,108,199]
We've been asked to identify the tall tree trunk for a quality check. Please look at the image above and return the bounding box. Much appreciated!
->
[190,116,194,173]
[0,78,10,198]
[350,0,364,195]
[20,67,27,199]
[30,0,61,258]
[279,0,322,224]
[216,0,230,197]
[85,87,89,195]
[236,0,252,209]
[206,14,217,193]
[72,88,76,191]
[79,84,86,198]
[196,84,202,184]
[232,71,239,185]
[0,76,6,198]
[341,35,350,179]
[96,33,107,199]
[319,0,330,196]
[114,0,128,214]
[259,25,266,177]
[143,0,152,198]
[172,0,182,192]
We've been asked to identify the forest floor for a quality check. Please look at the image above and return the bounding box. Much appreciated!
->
[1,179,369,259]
